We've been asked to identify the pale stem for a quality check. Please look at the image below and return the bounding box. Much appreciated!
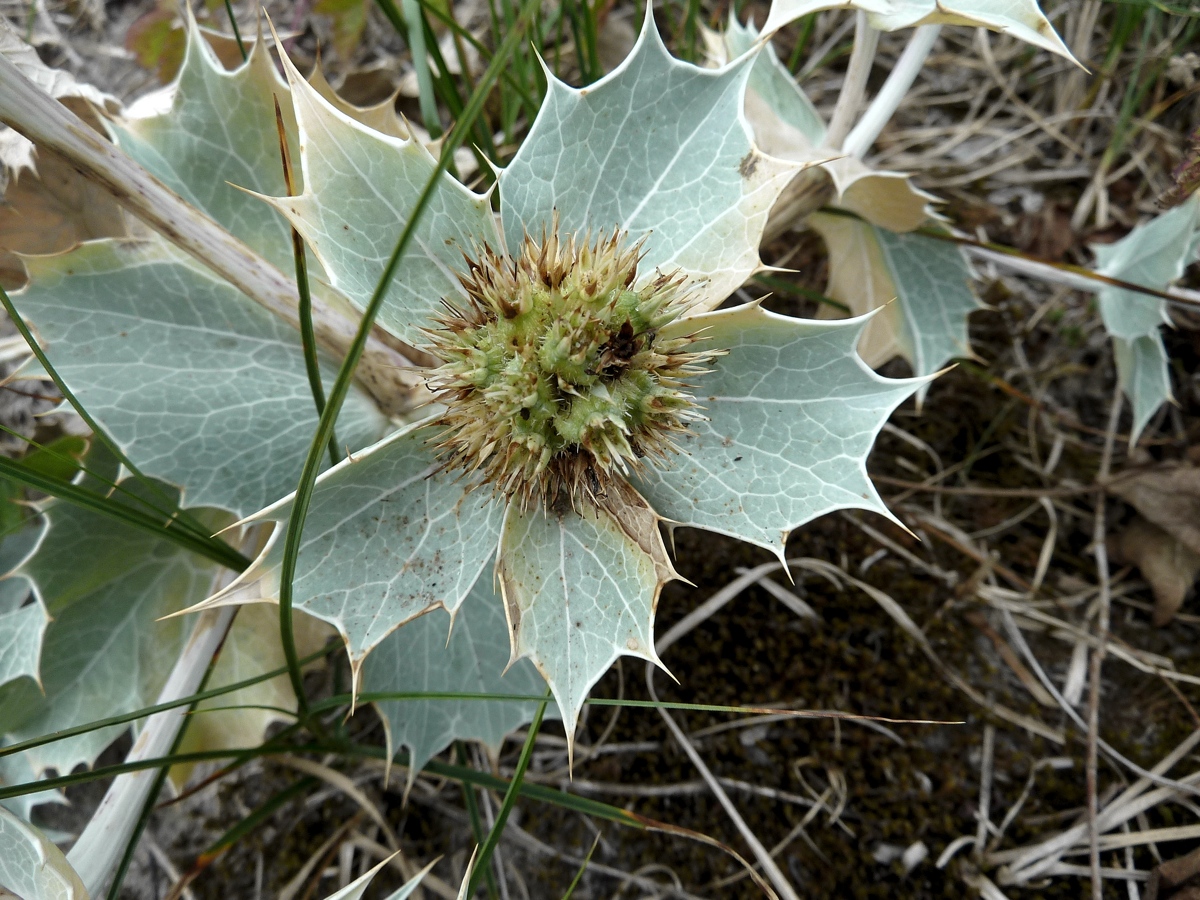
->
[822,11,880,151]
[0,56,420,416]
[963,244,1200,311]
[842,25,941,159]
[66,599,238,896]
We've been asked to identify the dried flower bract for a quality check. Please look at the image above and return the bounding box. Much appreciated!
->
[425,224,719,510]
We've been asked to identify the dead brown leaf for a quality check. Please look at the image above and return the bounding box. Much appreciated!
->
[1111,518,1200,626]
[1110,463,1200,555]
[0,139,127,289]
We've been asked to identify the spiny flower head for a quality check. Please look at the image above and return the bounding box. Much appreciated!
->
[425,226,720,509]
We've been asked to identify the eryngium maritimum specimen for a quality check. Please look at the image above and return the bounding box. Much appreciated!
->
[427,227,720,509]
[174,10,929,758]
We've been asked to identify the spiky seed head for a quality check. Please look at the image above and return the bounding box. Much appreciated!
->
[424,225,719,510]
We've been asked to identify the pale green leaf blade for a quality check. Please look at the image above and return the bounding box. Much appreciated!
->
[1090,196,1200,441]
[202,423,504,681]
[1092,197,1200,342]
[872,226,981,390]
[723,16,825,146]
[117,27,298,270]
[635,305,924,556]
[1114,335,1173,445]
[14,241,388,517]
[0,596,45,688]
[0,808,87,900]
[496,484,673,746]
[365,561,553,779]
[0,748,65,822]
[499,11,799,313]
[762,0,1072,60]
[268,44,499,346]
[0,479,225,776]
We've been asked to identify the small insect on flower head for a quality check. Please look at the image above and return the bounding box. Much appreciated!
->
[424,219,721,512]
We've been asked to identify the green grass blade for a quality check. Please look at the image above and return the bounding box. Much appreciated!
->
[467,695,547,896]
[0,748,278,802]
[273,96,340,466]
[196,776,317,865]
[0,285,223,554]
[222,0,248,62]
[275,0,544,719]
[457,743,500,900]
[0,646,336,761]
[401,0,443,137]
[560,833,600,899]
[105,610,233,900]
[0,454,249,571]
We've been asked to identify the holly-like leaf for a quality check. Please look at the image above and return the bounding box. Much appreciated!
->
[0,471,226,776]
[0,747,65,822]
[0,593,44,689]
[807,213,979,393]
[707,16,825,146]
[500,10,800,313]
[172,604,333,785]
[320,858,433,900]
[762,0,1073,61]
[193,422,504,688]
[1090,195,1200,442]
[262,39,500,348]
[0,529,43,703]
[15,242,388,517]
[808,212,905,366]
[364,567,552,786]
[117,25,297,271]
[634,303,924,557]
[12,18,391,516]
[0,808,87,900]
[873,224,980,386]
[496,481,672,753]
[0,17,119,191]
[708,20,934,235]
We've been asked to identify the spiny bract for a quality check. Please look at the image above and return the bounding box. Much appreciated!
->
[426,226,720,509]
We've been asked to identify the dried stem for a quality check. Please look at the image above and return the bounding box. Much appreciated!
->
[67,594,239,895]
[842,25,941,158]
[1086,387,1123,900]
[0,54,420,416]
[823,12,880,150]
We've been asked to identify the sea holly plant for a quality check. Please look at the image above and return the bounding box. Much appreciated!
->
[185,7,925,750]
[0,0,930,839]
[702,14,981,395]
[4,0,1189,895]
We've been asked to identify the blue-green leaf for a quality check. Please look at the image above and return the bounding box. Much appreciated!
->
[635,303,924,556]
[1090,195,1200,441]
[0,808,86,900]
[496,482,672,752]
[15,242,388,517]
[364,567,552,783]
[500,10,799,313]
[197,423,504,686]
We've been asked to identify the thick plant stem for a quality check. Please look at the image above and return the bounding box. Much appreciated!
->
[822,11,879,150]
[0,55,420,416]
[66,600,239,896]
[842,25,940,158]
